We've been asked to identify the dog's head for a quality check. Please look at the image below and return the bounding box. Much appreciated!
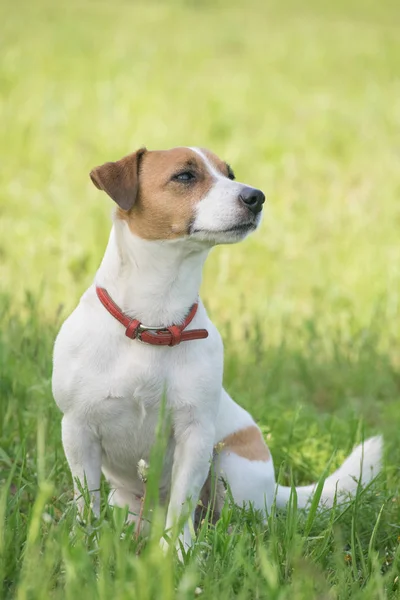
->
[90,147,265,245]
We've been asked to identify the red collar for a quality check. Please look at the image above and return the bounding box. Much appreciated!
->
[96,287,208,347]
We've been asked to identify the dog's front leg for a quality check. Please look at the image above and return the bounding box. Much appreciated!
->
[163,413,215,554]
[62,414,102,519]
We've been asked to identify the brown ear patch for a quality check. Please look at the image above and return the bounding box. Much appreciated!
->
[90,148,146,211]
[218,426,270,462]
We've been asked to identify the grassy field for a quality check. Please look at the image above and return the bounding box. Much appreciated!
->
[1,0,400,597]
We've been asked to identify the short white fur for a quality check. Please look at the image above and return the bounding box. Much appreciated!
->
[52,147,382,556]
[189,147,263,243]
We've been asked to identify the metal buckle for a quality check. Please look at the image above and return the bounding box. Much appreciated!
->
[136,323,168,343]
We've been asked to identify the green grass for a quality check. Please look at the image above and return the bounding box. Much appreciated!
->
[1,0,400,597]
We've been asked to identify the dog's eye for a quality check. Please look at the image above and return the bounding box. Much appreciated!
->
[172,171,196,182]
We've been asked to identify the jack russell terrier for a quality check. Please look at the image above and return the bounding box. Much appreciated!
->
[52,146,382,552]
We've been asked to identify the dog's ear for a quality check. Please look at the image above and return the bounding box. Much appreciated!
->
[90,148,147,211]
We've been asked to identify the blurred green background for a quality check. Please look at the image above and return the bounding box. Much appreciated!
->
[1,0,400,598]
[2,0,400,334]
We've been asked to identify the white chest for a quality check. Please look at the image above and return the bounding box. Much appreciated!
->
[52,292,224,497]
[54,302,222,425]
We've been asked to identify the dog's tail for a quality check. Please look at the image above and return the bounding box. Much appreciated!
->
[274,436,383,510]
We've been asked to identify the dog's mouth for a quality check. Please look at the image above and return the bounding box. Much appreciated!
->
[218,222,257,234]
[190,220,258,237]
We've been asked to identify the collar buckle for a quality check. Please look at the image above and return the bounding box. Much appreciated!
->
[136,322,167,343]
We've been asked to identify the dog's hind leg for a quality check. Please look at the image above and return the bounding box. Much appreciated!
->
[216,426,276,515]
[194,461,226,530]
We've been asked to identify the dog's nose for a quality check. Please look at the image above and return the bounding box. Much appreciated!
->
[239,187,265,215]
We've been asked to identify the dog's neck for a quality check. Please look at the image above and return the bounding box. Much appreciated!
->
[95,220,210,325]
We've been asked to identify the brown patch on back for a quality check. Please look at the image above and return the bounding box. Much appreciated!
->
[219,426,270,462]
[115,147,216,240]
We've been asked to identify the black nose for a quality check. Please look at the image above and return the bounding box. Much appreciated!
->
[239,187,265,215]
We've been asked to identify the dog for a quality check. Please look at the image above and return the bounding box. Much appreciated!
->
[52,146,382,553]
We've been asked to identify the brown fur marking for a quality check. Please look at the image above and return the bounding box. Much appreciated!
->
[90,148,146,211]
[116,147,216,240]
[91,146,235,241]
[220,426,270,462]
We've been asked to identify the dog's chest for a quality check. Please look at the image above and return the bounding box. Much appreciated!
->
[90,345,170,420]
[89,351,174,477]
